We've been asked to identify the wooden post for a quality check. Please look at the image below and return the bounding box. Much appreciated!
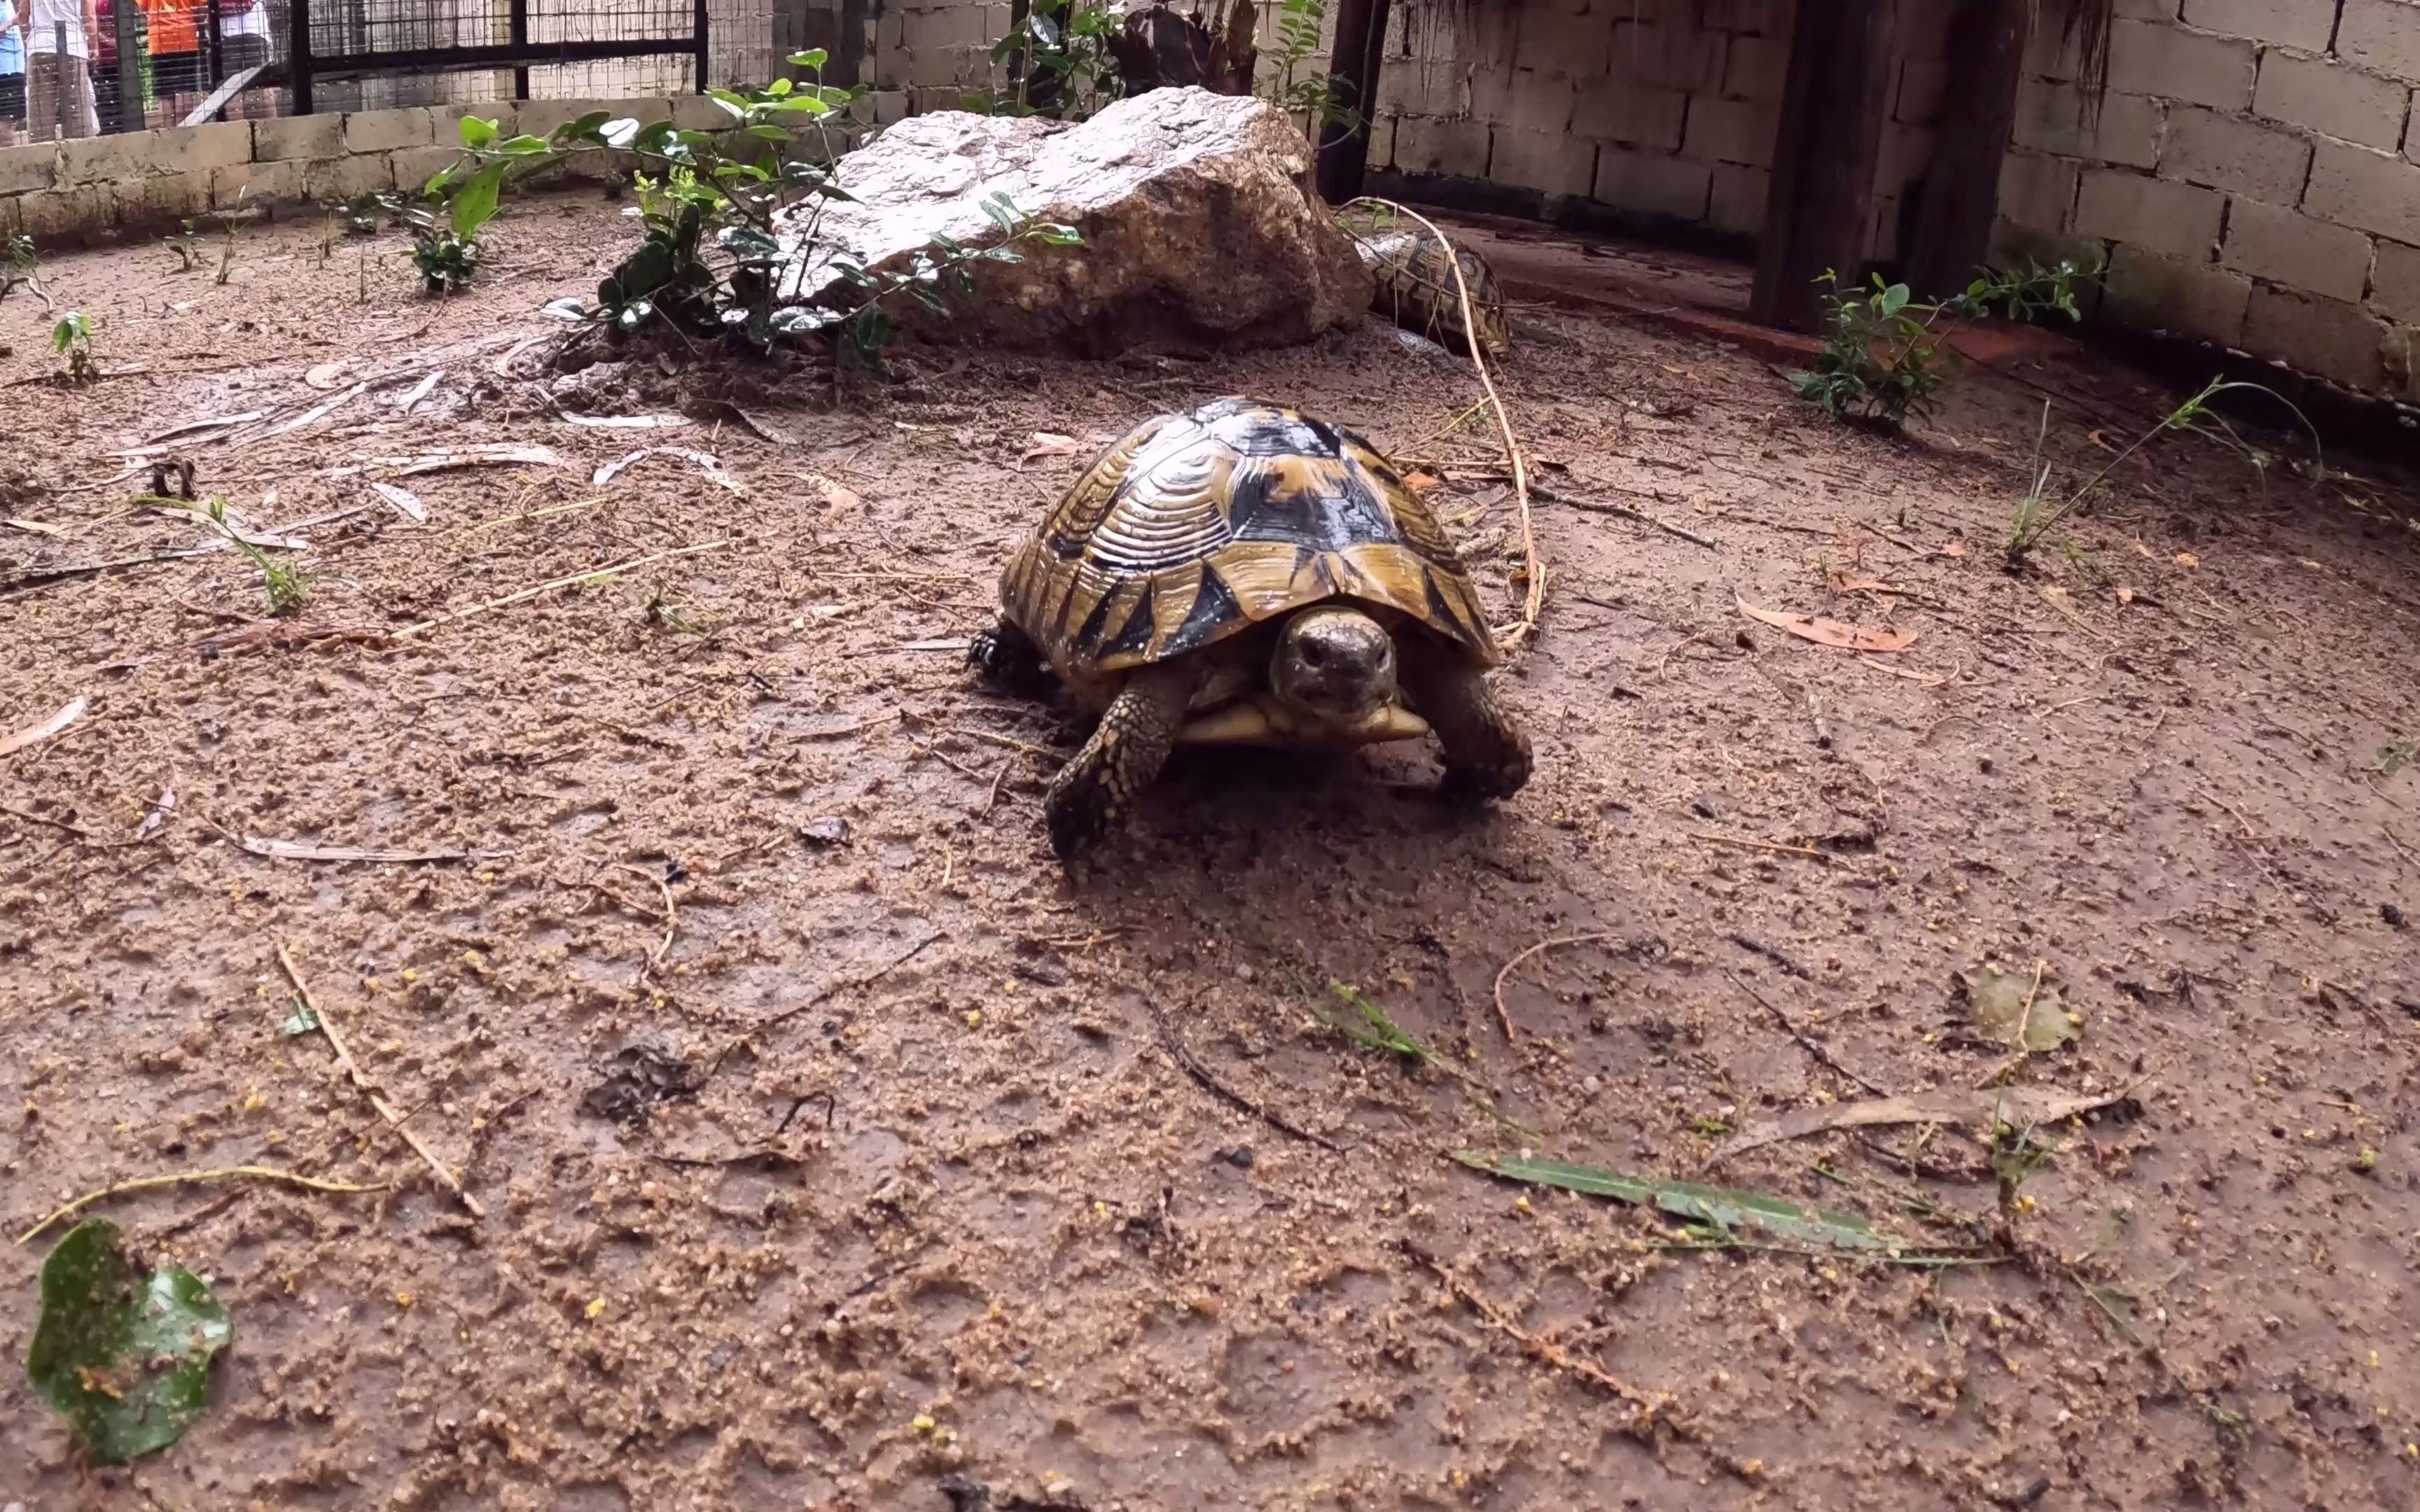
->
[1314,0,1388,204]
[1905,0,2031,298]
[1749,0,1897,332]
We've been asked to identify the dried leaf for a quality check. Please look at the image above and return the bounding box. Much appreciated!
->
[1019,431,1081,464]
[237,835,508,864]
[1966,963,2076,1052]
[592,449,744,495]
[1711,1085,2142,1162]
[4,517,65,536]
[1,697,88,758]
[559,413,690,430]
[304,360,354,391]
[134,787,175,841]
[392,372,443,414]
[1939,540,1966,559]
[370,482,426,522]
[27,1219,232,1463]
[1737,598,1917,653]
[1452,1152,1900,1250]
[337,445,562,479]
[1404,468,1443,493]
[2174,551,2199,567]
[2115,585,2136,606]
[1826,570,1897,596]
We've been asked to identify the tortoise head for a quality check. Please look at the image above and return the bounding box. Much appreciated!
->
[1270,606,1397,729]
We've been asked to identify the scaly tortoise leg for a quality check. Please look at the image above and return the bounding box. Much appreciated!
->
[1044,661,1197,862]
[1399,643,1532,803]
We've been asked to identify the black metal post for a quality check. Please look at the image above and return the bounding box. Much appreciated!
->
[509,0,529,100]
[288,0,312,115]
[693,0,709,90]
[206,0,223,89]
[112,0,143,132]
[1314,0,1386,204]
[53,22,71,136]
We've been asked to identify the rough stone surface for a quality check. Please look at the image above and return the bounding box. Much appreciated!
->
[253,113,347,162]
[2101,242,2252,345]
[2374,237,2420,324]
[2073,169,2225,259]
[0,142,59,195]
[772,88,1371,351]
[2242,285,2388,388]
[2219,197,2374,302]
[2180,0,2335,49]
[2304,139,2420,242]
[2160,105,2309,201]
[2251,51,2407,150]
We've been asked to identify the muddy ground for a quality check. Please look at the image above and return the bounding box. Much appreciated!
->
[1,195,2416,1511]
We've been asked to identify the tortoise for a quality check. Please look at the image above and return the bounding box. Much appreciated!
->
[1357,227,1511,356]
[973,397,1531,860]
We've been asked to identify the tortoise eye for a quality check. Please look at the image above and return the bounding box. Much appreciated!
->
[1302,641,1328,668]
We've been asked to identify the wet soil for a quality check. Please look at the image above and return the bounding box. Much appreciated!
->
[2,197,2417,1511]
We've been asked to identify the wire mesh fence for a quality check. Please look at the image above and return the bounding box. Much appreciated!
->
[0,0,775,141]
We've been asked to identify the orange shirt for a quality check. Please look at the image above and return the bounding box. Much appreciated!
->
[135,0,199,55]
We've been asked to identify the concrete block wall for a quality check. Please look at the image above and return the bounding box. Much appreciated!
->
[1997,0,2420,400]
[0,97,732,243]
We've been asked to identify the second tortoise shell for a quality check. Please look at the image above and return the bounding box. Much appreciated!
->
[1000,398,1501,678]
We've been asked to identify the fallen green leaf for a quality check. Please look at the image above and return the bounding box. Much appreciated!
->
[279,997,319,1037]
[27,1219,232,1463]
[1452,1151,1899,1251]
[1316,980,1426,1060]
[1966,963,2075,1051]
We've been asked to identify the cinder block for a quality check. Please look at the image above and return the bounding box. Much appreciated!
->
[2251,52,2406,151]
[1490,130,1594,197]
[0,142,56,195]
[342,108,434,154]
[1512,0,1613,80]
[1896,58,1948,125]
[1701,0,1786,34]
[430,102,521,143]
[2161,106,2310,200]
[2220,197,2375,301]
[669,94,731,132]
[56,133,156,186]
[15,184,110,238]
[2242,285,2388,388]
[2102,243,2251,344]
[2374,237,2420,323]
[111,170,211,229]
[1709,162,1767,233]
[1576,85,1688,151]
[389,146,463,195]
[252,113,347,162]
[0,195,19,238]
[1393,116,1490,179]
[510,98,659,141]
[2179,0,2335,48]
[2072,168,2224,258]
[2304,139,2420,242]
[1606,20,1723,93]
[175,122,256,174]
[1593,146,1712,220]
[302,154,397,202]
[1720,32,1784,99]
[2388,324,2420,402]
[1466,66,1517,126]
[2339,0,2420,79]
[2013,80,2162,167]
[1682,94,1773,164]
[1998,150,2081,229]
[1504,71,1576,136]
[211,158,306,211]
[900,4,986,51]
[870,90,910,126]
[2107,19,2255,111]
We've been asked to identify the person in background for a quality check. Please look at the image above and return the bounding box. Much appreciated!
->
[135,0,196,119]
[18,0,99,139]
[90,0,121,132]
[214,0,269,116]
[0,6,26,145]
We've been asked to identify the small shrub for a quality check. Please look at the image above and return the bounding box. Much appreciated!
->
[1262,0,1357,135]
[403,115,554,293]
[965,0,1124,118]
[167,494,309,617]
[1795,259,2099,429]
[52,312,97,384]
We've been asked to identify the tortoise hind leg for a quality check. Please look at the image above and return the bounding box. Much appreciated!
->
[1045,662,1197,862]
[1399,643,1531,802]
[969,618,1053,699]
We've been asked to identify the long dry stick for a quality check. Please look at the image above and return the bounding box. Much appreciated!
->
[1725,969,1888,1096]
[16,1166,389,1247]
[1344,197,1543,648]
[391,541,730,640]
[1691,830,1828,861]
[279,944,487,1218]
[1491,930,1621,1044]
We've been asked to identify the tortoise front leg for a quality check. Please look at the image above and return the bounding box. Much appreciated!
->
[1399,645,1532,802]
[1045,661,1197,862]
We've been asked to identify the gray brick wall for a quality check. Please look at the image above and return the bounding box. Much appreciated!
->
[1996,0,2420,402]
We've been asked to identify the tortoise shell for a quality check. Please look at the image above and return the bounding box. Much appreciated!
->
[1358,229,1511,356]
[1000,398,1501,678]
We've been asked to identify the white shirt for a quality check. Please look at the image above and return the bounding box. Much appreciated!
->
[23,0,87,58]
[221,1,267,39]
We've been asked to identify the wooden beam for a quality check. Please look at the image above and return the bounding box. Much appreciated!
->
[1750,0,1898,332]
[1314,0,1389,204]
[1906,0,2031,297]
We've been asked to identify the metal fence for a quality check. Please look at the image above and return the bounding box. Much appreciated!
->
[1,0,779,140]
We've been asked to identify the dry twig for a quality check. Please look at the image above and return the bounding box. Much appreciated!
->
[1154,1007,1341,1151]
[391,541,729,640]
[1344,197,1543,647]
[17,1166,387,1247]
[279,944,486,1217]
[1725,969,1888,1096]
[1691,831,1828,860]
[1491,930,1620,1043]
[609,862,679,982]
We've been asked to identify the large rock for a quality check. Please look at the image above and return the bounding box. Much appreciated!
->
[772,88,1370,351]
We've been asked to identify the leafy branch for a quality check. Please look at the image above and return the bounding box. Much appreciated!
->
[1795,258,2099,428]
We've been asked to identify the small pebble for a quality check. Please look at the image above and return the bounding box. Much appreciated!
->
[800,816,851,846]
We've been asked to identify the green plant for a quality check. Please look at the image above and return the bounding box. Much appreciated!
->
[1262,0,1357,133]
[534,55,1080,363]
[967,0,1123,119]
[162,493,308,616]
[2006,377,2323,562]
[1,232,34,295]
[1795,259,2098,428]
[401,114,555,292]
[167,218,201,272]
[52,312,97,384]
